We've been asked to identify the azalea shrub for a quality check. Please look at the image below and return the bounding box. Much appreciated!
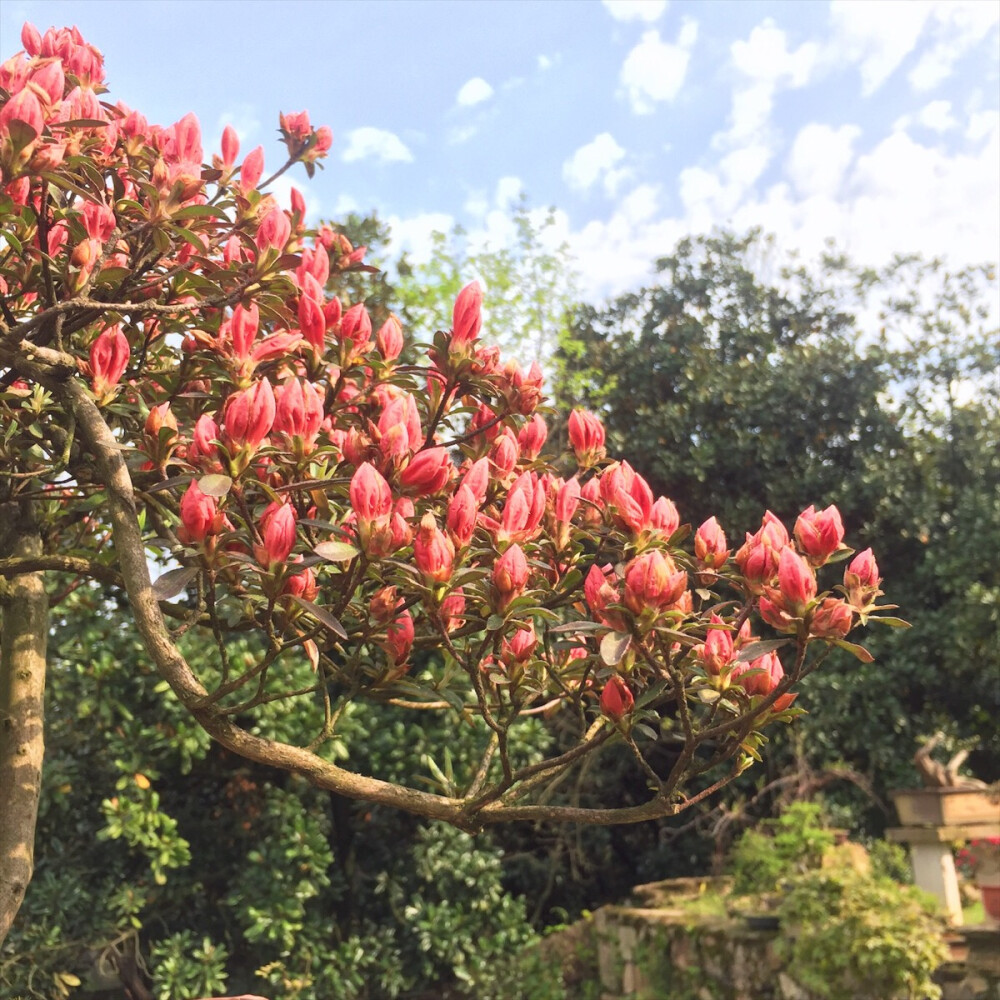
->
[0,20,906,944]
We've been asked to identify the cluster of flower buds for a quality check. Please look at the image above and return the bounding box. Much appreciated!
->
[0,20,900,763]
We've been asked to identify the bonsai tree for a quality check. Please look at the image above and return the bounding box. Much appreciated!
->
[0,22,902,945]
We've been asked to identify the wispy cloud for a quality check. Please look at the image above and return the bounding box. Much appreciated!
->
[456,77,494,107]
[341,127,413,164]
[619,19,697,114]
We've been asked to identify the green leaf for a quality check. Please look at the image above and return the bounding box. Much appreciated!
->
[832,639,875,663]
[197,473,232,498]
[867,616,911,628]
[600,631,631,666]
[313,540,358,563]
[734,639,790,663]
[289,597,347,639]
[152,566,199,601]
[486,614,505,631]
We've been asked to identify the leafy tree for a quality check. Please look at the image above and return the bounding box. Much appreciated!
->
[0,24,891,977]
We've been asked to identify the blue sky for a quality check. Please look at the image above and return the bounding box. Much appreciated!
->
[3,0,998,297]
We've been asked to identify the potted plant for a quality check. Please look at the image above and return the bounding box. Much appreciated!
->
[970,838,1000,924]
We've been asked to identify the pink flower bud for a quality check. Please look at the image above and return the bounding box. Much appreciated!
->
[460,457,491,504]
[414,513,455,584]
[223,378,275,451]
[809,597,854,639]
[376,315,404,361]
[179,479,217,544]
[732,651,785,699]
[584,564,628,632]
[623,549,688,616]
[89,324,130,399]
[385,610,414,666]
[845,548,880,590]
[498,471,546,544]
[21,23,41,56]
[447,485,479,547]
[350,462,392,523]
[568,409,606,467]
[0,88,44,137]
[518,414,548,460]
[694,517,729,569]
[489,429,520,481]
[700,615,735,676]
[340,302,372,347]
[189,413,220,466]
[504,623,537,664]
[230,302,259,361]
[401,447,453,496]
[273,378,324,447]
[555,477,581,524]
[369,585,400,623]
[439,589,466,632]
[256,502,297,568]
[283,567,318,603]
[452,281,482,350]
[240,145,264,193]
[493,543,529,607]
[601,675,634,721]
[777,546,817,613]
[794,504,844,565]
[256,207,291,253]
[221,125,239,168]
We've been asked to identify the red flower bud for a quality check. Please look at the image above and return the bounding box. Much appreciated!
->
[601,674,634,721]
[240,145,264,193]
[221,125,239,168]
[447,485,479,547]
[401,447,453,496]
[414,513,455,584]
[568,409,606,467]
[452,281,482,350]
[350,462,392,523]
[178,479,217,544]
[623,549,688,616]
[255,206,291,252]
[584,564,628,632]
[845,548,880,590]
[794,504,844,565]
[385,610,414,666]
[694,516,729,569]
[439,589,466,632]
[89,324,130,399]
[376,315,404,361]
[223,378,275,451]
[493,543,528,607]
[700,615,735,676]
[518,413,548,460]
[809,597,854,639]
[256,501,297,568]
[283,567,318,603]
[777,546,817,614]
[732,651,785,698]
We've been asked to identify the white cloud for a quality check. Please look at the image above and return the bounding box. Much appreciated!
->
[562,133,631,196]
[724,20,819,144]
[967,109,1000,143]
[333,193,359,215]
[787,123,862,198]
[341,127,413,164]
[386,212,455,265]
[619,19,698,114]
[918,100,958,132]
[828,0,934,95]
[217,106,261,145]
[908,1,1000,91]
[448,124,478,145]
[538,54,553,71]
[602,0,667,23]
[495,175,525,211]
[456,77,494,107]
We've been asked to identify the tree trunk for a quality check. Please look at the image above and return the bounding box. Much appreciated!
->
[0,505,48,947]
